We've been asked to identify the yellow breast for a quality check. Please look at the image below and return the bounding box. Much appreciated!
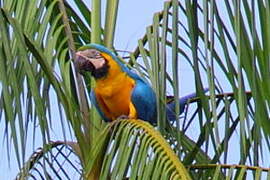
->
[94,53,136,120]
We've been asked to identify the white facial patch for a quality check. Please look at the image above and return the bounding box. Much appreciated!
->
[89,57,106,69]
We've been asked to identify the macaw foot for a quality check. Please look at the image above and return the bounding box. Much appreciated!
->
[117,115,129,120]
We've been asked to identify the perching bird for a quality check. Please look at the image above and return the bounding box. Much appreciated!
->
[76,43,205,124]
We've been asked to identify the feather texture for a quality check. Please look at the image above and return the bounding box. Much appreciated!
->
[131,78,157,124]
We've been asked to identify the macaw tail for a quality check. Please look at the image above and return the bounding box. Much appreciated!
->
[166,88,209,122]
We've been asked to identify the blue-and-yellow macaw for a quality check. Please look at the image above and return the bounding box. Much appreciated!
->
[76,43,205,124]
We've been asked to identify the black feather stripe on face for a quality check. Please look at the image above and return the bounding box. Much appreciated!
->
[92,60,109,79]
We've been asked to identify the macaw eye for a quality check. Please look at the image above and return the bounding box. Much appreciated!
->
[93,51,102,58]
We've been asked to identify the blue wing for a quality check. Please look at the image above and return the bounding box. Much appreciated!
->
[90,90,110,122]
[131,79,157,124]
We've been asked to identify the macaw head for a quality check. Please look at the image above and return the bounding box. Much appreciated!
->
[75,44,109,79]
[75,43,126,79]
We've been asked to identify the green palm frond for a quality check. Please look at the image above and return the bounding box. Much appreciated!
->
[0,1,64,166]
[16,141,82,180]
[85,119,191,180]
[0,0,93,168]
[189,163,270,179]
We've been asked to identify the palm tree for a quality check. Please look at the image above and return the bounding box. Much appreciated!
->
[1,0,270,179]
